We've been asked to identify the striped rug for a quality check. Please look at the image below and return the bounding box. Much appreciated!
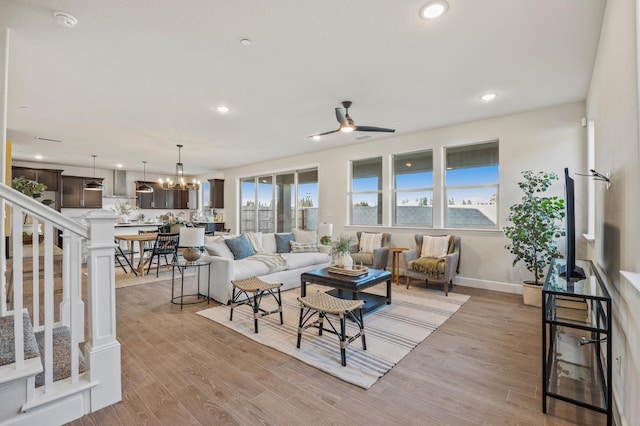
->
[197,284,469,389]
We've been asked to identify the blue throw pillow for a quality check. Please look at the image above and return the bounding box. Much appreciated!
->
[224,234,255,260]
[274,233,294,253]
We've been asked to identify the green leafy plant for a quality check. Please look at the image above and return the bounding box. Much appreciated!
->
[504,171,565,285]
[329,234,355,256]
[11,177,54,206]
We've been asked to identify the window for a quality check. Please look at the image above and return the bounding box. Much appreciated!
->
[202,180,210,211]
[350,157,382,225]
[393,150,433,226]
[444,141,499,228]
[240,168,318,233]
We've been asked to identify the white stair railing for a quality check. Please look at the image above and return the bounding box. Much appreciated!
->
[0,183,121,421]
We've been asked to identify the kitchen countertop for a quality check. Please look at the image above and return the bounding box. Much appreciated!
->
[115,222,163,228]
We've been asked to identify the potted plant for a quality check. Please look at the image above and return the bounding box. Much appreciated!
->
[504,170,565,307]
[11,177,55,243]
[110,200,138,224]
[329,234,355,269]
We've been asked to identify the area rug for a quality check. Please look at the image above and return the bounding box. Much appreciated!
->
[197,284,469,389]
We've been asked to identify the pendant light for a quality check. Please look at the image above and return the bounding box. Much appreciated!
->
[136,161,154,193]
[85,155,104,191]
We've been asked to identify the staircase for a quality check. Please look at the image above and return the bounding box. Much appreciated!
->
[0,184,121,425]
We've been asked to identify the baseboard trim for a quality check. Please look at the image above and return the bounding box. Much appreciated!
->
[454,276,522,294]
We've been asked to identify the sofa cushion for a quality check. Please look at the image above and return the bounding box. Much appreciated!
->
[233,258,274,280]
[281,252,330,269]
[360,232,383,253]
[204,236,234,259]
[262,233,277,253]
[290,241,318,253]
[225,234,256,260]
[292,228,317,244]
[246,232,264,253]
[275,233,294,253]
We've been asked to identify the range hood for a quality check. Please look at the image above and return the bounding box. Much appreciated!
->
[104,169,136,198]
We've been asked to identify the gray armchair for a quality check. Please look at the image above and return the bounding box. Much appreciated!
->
[349,232,391,270]
[401,234,460,296]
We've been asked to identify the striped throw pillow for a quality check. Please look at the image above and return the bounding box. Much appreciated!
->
[360,232,383,253]
[289,241,318,253]
[421,235,450,258]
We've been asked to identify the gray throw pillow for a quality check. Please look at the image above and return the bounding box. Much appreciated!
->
[274,233,294,253]
[224,234,255,260]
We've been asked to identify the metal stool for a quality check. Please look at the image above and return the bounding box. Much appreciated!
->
[230,277,283,333]
[296,291,366,367]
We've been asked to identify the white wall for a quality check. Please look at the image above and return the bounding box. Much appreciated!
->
[222,101,587,293]
[586,0,640,424]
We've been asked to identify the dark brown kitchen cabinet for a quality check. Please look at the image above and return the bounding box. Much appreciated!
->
[12,166,62,192]
[135,183,196,209]
[209,179,224,208]
[61,176,104,208]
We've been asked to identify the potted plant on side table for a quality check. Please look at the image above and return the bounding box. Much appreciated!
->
[503,170,565,307]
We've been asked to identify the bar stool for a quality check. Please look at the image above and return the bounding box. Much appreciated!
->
[230,277,283,333]
[296,291,366,367]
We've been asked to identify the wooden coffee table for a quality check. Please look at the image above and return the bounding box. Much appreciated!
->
[300,267,392,314]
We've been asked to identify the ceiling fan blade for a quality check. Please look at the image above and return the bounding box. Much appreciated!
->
[308,128,340,138]
[354,125,396,133]
[335,107,348,126]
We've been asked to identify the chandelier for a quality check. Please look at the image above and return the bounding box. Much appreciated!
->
[158,144,200,190]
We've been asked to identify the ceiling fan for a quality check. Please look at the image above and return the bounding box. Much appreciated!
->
[309,101,396,138]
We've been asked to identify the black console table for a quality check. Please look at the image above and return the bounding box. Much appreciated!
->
[542,259,612,426]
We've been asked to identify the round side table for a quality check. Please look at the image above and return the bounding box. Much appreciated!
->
[171,259,211,310]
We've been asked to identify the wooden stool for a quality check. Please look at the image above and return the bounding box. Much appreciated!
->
[230,277,283,333]
[296,291,366,367]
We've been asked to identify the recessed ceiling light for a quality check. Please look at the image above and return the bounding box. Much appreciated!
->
[116,164,123,168]
[34,155,43,160]
[312,135,321,141]
[419,1,449,19]
[240,38,252,46]
[216,105,230,113]
[53,11,78,28]
[480,93,497,102]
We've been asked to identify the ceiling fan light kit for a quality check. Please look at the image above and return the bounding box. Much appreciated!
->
[308,100,396,139]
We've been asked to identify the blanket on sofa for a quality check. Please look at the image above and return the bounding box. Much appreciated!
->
[410,256,444,275]
[251,253,288,273]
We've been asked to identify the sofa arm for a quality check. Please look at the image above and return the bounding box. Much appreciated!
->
[349,242,359,254]
[442,252,460,282]
[402,249,418,265]
[372,246,390,270]
[200,253,235,304]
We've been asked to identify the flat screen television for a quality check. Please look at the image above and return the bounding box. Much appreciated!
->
[559,167,586,281]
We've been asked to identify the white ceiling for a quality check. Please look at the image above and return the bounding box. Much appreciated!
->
[0,0,606,176]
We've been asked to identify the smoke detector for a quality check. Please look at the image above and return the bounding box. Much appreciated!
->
[53,12,78,28]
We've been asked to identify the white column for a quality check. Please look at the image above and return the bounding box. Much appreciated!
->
[83,209,122,411]
[0,27,10,316]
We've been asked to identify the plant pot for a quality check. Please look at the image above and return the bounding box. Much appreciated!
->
[22,234,44,245]
[522,281,542,307]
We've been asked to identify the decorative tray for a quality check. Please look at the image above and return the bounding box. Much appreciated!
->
[328,265,369,276]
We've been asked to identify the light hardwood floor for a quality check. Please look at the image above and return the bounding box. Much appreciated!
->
[68,279,606,425]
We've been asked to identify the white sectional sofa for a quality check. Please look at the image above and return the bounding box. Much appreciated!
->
[200,230,331,304]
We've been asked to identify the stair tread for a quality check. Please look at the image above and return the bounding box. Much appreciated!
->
[0,312,40,366]
[34,326,86,387]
